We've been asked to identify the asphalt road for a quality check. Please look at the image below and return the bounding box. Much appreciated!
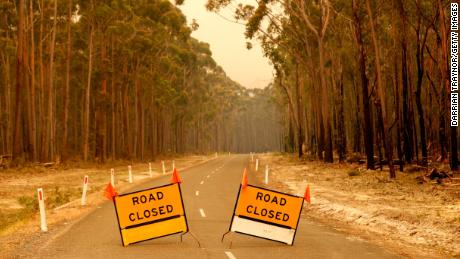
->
[38,155,401,259]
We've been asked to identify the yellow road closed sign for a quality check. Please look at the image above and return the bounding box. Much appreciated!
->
[113,183,188,246]
[229,184,304,245]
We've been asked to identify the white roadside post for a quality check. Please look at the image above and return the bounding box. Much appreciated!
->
[215,152,218,158]
[149,162,152,178]
[264,165,269,184]
[110,168,115,187]
[37,188,47,232]
[128,165,133,183]
[255,159,259,171]
[81,175,89,206]
[172,160,175,171]
[251,153,254,162]
[162,161,166,175]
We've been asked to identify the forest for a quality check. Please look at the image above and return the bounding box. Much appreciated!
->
[0,0,281,164]
[207,0,459,177]
[1,0,459,180]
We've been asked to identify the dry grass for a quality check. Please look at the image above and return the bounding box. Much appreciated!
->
[252,153,460,258]
[0,156,213,255]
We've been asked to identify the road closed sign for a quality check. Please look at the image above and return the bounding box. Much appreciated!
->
[229,185,304,245]
[113,183,188,246]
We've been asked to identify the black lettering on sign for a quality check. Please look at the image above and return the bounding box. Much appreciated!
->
[261,208,268,216]
[159,206,165,215]
[275,211,282,220]
[255,192,287,206]
[256,192,263,201]
[132,192,164,206]
[151,207,158,216]
[280,198,287,206]
[128,204,175,222]
[244,205,291,222]
[283,213,289,222]
[129,213,135,221]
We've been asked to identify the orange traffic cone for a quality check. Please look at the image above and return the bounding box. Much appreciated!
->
[241,168,248,189]
[304,184,311,204]
[104,183,118,201]
[171,168,182,184]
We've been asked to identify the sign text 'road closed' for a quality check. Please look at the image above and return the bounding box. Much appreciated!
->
[229,185,304,245]
[113,183,188,246]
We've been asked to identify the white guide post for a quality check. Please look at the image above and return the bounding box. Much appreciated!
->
[81,175,89,206]
[264,165,269,184]
[128,165,133,183]
[37,188,47,232]
[149,162,152,177]
[110,168,115,187]
[162,161,166,175]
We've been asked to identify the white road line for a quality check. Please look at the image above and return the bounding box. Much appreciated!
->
[225,251,237,259]
[199,208,206,217]
[195,191,199,196]
[200,180,204,185]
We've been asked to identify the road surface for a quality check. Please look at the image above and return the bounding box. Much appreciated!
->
[38,155,401,258]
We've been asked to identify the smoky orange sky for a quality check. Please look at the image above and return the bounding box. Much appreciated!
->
[178,0,273,89]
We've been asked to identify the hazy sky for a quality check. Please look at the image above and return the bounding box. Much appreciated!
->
[178,1,273,89]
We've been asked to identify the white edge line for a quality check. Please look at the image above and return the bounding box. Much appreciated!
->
[200,181,204,185]
[195,191,199,196]
[225,251,237,259]
[199,208,206,217]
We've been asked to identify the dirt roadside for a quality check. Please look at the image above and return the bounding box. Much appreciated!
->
[0,154,216,257]
[251,153,460,258]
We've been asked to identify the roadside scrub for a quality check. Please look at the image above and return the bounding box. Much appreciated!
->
[253,153,460,258]
[0,154,213,256]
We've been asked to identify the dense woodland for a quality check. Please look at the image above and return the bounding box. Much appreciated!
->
[207,0,459,177]
[0,0,281,164]
[2,0,459,178]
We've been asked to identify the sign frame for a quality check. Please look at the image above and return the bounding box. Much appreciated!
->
[112,182,189,246]
[226,184,304,245]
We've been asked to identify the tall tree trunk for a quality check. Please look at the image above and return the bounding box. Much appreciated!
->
[352,0,374,170]
[396,0,413,164]
[319,38,333,163]
[295,64,304,158]
[83,23,94,161]
[13,0,25,160]
[62,0,72,160]
[437,0,458,170]
[365,0,395,178]
[46,0,57,161]
[96,28,107,163]
[38,0,45,160]
[336,64,346,162]
[111,36,116,160]
[28,0,37,161]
